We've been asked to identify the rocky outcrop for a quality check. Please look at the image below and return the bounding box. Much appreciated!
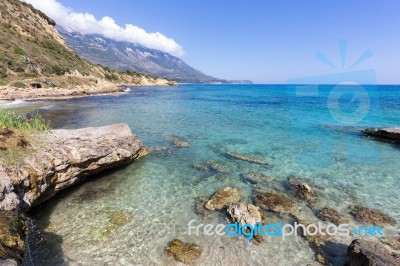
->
[165,239,202,265]
[227,203,262,225]
[362,128,400,143]
[204,187,241,211]
[0,124,144,212]
[0,211,28,265]
[345,239,400,266]
[350,206,396,226]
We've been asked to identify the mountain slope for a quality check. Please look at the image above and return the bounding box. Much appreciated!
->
[0,0,174,94]
[58,27,252,84]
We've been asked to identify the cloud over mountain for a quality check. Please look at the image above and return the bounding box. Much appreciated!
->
[22,0,185,57]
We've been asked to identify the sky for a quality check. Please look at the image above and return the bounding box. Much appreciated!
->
[24,0,400,84]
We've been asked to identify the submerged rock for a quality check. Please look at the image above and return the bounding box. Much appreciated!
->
[254,191,297,214]
[318,207,345,225]
[362,127,400,143]
[224,150,269,165]
[240,172,274,185]
[345,239,400,266]
[108,211,134,226]
[227,203,262,225]
[0,124,144,212]
[166,135,190,148]
[286,177,317,201]
[194,196,211,216]
[192,160,229,174]
[296,219,348,265]
[350,206,396,226]
[0,211,28,264]
[165,239,202,265]
[205,187,241,211]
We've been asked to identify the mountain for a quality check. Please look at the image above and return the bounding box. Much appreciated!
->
[0,0,174,91]
[57,27,252,84]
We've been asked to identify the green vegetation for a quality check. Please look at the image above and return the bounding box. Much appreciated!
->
[0,108,50,164]
[0,108,50,132]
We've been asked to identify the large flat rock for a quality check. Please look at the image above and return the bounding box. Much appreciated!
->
[0,123,144,212]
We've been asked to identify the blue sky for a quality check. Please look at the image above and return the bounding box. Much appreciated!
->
[44,1,400,84]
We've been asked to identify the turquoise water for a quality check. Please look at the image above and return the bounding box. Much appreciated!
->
[24,84,400,265]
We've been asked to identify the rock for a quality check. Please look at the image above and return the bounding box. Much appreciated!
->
[192,160,229,174]
[381,237,400,251]
[204,187,241,211]
[350,206,396,226]
[240,172,274,185]
[194,196,211,216]
[345,239,400,266]
[165,239,202,265]
[224,150,269,165]
[166,135,190,148]
[0,124,145,212]
[286,177,317,201]
[254,191,297,214]
[108,211,134,226]
[319,207,345,225]
[362,127,400,143]
[0,211,28,264]
[227,203,262,225]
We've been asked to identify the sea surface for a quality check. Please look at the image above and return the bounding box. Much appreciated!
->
[22,84,400,265]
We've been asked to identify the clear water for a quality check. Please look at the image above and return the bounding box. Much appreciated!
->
[24,84,400,265]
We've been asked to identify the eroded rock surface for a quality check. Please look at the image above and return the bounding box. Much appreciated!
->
[227,203,262,225]
[319,207,345,225]
[0,124,144,212]
[204,187,241,211]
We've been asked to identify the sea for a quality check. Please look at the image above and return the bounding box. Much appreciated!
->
[19,84,400,265]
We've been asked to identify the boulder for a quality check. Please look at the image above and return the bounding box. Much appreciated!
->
[227,203,262,225]
[165,239,201,265]
[362,127,400,143]
[0,211,28,264]
[204,187,240,211]
[254,191,297,214]
[350,206,396,226]
[345,239,400,266]
[0,124,144,212]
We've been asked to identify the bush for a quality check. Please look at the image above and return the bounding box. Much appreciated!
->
[14,46,26,55]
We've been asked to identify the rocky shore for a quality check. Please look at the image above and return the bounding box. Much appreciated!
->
[0,124,145,264]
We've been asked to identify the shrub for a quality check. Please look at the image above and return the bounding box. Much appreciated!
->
[14,46,26,55]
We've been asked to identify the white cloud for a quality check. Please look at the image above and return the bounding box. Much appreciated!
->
[22,0,185,57]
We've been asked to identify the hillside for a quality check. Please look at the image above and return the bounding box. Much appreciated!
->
[0,0,175,99]
[58,27,253,84]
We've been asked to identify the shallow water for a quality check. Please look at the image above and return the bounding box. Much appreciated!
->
[24,84,400,265]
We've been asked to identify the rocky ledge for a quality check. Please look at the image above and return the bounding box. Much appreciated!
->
[0,123,145,264]
[362,127,400,143]
[0,123,145,212]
